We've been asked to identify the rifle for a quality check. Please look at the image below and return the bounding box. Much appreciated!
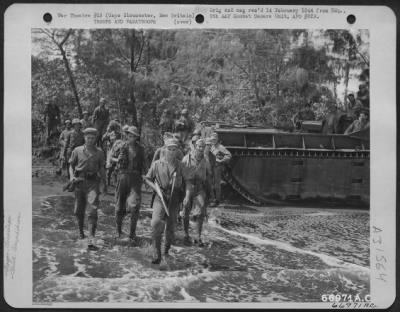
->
[62,177,84,192]
[143,175,170,217]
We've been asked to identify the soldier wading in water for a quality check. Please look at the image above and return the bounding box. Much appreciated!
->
[112,126,145,243]
[181,138,212,247]
[144,138,184,264]
[68,128,107,250]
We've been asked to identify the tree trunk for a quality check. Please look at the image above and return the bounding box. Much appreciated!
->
[130,29,139,127]
[59,46,82,118]
[343,49,351,112]
[248,51,266,122]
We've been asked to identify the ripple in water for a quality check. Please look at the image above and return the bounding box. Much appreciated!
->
[33,195,369,302]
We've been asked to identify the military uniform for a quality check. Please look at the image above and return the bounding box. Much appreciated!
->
[65,129,85,162]
[69,142,105,240]
[210,140,231,204]
[81,118,92,130]
[58,124,72,175]
[145,155,184,262]
[344,119,370,135]
[114,130,145,239]
[92,105,110,144]
[174,110,195,143]
[347,99,364,119]
[105,137,123,186]
[152,145,184,163]
[181,150,212,244]
[105,119,121,135]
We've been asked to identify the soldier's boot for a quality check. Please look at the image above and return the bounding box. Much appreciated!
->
[77,217,85,239]
[88,223,97,238]
[87,223,98,250]
[183,217,191,246]
[163,243,171,257]
[152,235,162,264]
[129,209,139,241]
[195,217,204,247]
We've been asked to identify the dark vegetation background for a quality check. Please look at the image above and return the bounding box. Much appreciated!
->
[32,29,369,155]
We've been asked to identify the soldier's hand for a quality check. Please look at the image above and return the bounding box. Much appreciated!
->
[183,196,190,208]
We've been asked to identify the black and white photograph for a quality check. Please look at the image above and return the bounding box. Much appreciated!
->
[30,27,372,303]
[3,4,396,309]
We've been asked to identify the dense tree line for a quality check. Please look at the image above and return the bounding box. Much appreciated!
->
[32,28,369,150]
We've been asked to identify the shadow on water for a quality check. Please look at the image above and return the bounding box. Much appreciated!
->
[33,194,370,303]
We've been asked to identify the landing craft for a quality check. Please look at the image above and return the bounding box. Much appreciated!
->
[205,121,369,208]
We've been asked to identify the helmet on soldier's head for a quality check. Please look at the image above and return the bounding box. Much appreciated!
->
[122,125,129,133]
[193,129,201,136]
[181,108,188,115]
[72,118,81,125]
[163,132,173,142]
[127,126,140,137]
[191,135,200,143]
[207,137,217,145]
[83,127,97,136]
[196,138,206,147]
[172,132,182,141]
[65,120,71,124]
[165,138,179,148]
[82,110,89,115]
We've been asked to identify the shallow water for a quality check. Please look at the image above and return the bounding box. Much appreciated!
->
[33,192,370,303]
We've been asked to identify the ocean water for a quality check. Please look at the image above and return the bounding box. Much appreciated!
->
[33,195,370,303]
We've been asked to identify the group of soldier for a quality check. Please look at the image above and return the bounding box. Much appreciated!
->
[57,100,232,265]
[288,85,370,134]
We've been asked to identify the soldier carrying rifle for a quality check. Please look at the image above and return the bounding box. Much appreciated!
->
[144,138,185,264]
[68,127,107,250]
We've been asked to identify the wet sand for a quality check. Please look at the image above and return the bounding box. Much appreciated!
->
[32,164,370,303]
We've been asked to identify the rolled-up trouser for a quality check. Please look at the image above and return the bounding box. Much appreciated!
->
[213,166,222,201]
[59,146,66,170]
[74,179,100,237]
[151,193,179,260]
[115,172,142,237]
[182,190,207,239]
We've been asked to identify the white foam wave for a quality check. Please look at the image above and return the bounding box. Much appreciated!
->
[210,221,369,273]
[36,269,221,302]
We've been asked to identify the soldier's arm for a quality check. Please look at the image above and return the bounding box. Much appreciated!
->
[144,161,156,181]
[59,132,64,145]
[109,141,121,163]
[292,112,299,123]
[344,122,354,135]
[68,149,78,181]
[99,152,107,188]
[205,160,213,196]
[217,145,232,164]
[181,158,194,197]
[141,146,148,175]
[64,133,71,155]
[152,148,161,164]
[91,108,98,124]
